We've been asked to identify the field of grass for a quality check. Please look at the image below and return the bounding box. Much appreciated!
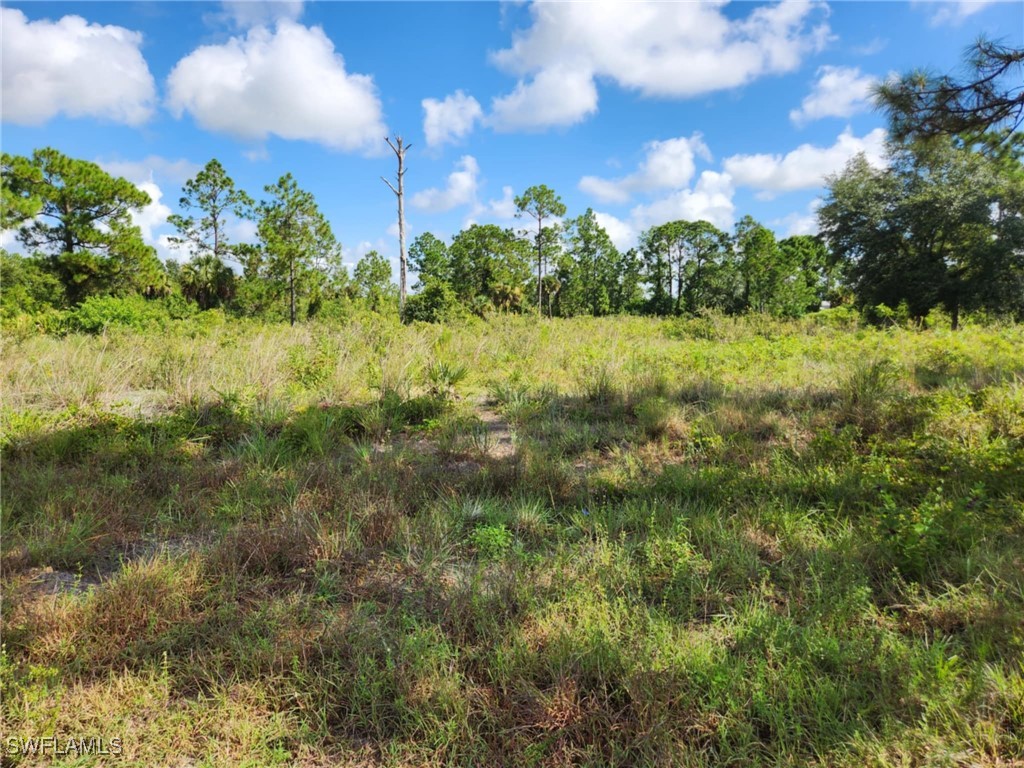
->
[2,311,1023,766]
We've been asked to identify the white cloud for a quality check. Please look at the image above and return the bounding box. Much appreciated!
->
[593,211,638,252]
[131,181,172,245]
[483,186,518,220]
[166,20,386,152]
[916,0,998,26]
[465,185,520,228]
[489,65,599,131]
[0,228,23,251]
[99,156,201,186]
[576,134,738,245]
[488,0,830,130]
[411,155,480,212]
[227,218,258,244]
[1,8,156,126]
[631,171,737,231]
[723,127,888,197]
[579,134,711,203]
[790,65,877,125]
[772,198,823,237]
[422,90,483,147]
[123,181,180,261]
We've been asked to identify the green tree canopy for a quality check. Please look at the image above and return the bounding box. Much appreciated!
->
[875,38,1024,145]
[353,249,395,312]
[819,134,1024,328]
[515,184,566,315]
[557,209,623,317]
[778,234,836,311]
[409,232,451,289]
[448,224,532,314]
[1,147,162,304]
[257,173,342,325]
[179,254,236,311]
[641,220,733,315]
[168,159,254,262]
[0,251,66,317]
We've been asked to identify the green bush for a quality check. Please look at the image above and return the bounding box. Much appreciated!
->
[69,295,170,334]
[401,280,466,324]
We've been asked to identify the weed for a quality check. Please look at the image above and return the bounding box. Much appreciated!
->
[469,524,513,560]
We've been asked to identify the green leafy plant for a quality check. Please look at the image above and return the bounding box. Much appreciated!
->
[468,524,513,560]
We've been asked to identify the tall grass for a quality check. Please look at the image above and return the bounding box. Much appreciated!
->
[2,311,1023,765]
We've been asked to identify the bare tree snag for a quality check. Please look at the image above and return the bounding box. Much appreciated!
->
[382,136,411,312]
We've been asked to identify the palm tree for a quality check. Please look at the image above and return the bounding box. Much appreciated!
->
[180,254,235,310]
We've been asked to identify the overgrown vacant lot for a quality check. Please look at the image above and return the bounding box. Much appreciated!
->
[2,312,1023,766]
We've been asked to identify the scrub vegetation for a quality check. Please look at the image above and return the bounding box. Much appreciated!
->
[2,312,1023,766]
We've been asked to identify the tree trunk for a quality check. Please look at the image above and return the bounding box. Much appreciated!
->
[289,257,296,326]
[674,251,684,315]
[537,219,543,317]
[397,162,406,312]
[62,199,74,254]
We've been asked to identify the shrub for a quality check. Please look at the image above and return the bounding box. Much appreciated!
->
[69,295,169,334]
[424,359,468,399]
[402,280,466,324]
[287,336,338,390]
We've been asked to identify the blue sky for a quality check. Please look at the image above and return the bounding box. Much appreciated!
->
[2,0,1022,277]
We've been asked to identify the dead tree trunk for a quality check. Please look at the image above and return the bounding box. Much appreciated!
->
[382,136,411,313]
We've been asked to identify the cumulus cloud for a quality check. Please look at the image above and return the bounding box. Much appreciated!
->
[489,65,599,131]
[772,198,823,237]
[465,186,520,228]
[790,65,877,125]
[488,0,830,130]
[1,8,156,126]
[579,134,711,204]
[723,127,888,197]
[130,181,172,243]
[411,156,480,212]
[408,155,518,231]
[630,171,737,232]
[166,20,386,152]
[592,211,638,252]
[123,181,179,260]
[422,90,483,147]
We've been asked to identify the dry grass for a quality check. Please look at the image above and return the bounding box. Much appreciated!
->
[2,312,1023,766]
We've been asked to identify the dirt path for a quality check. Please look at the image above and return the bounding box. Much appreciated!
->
[473,398,516,459]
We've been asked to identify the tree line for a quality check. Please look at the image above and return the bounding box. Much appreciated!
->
[0,150,836,325]
[2,135,1021,330]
